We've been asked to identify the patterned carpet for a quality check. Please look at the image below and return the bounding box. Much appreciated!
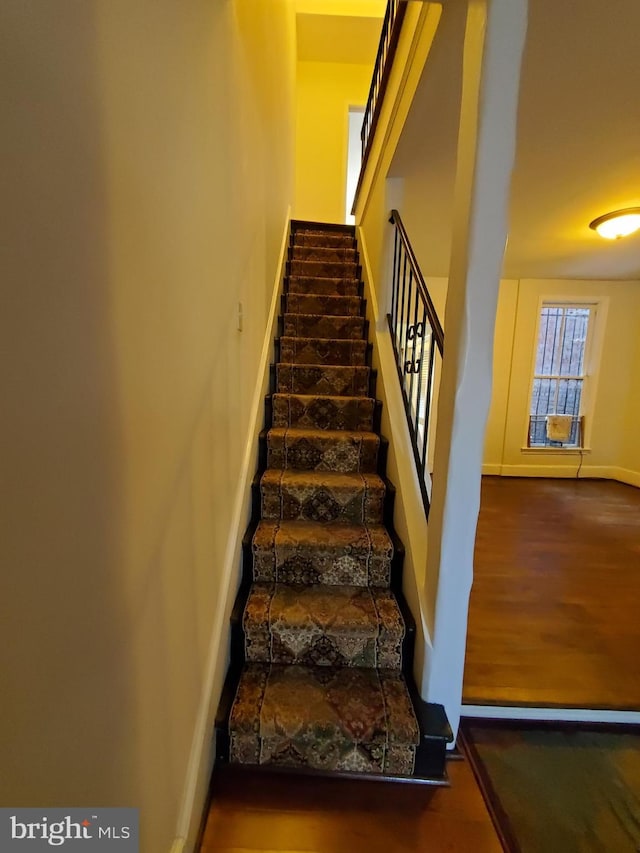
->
[217,222,450,779]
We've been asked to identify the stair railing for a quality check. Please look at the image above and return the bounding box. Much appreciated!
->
[360,0,407,166]
[387,210,444,516]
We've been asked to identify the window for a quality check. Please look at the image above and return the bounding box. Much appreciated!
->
[528,303,594,448]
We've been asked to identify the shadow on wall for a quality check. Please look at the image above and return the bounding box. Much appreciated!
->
[1,0,135,811]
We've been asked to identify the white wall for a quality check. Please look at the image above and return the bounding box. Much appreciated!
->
[0,2,295,851]
[345,108,365,222]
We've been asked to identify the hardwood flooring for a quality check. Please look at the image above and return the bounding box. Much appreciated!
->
[200,762,502,853]
[464,477,640,709]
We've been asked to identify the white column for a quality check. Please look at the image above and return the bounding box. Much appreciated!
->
[424,0,528,737]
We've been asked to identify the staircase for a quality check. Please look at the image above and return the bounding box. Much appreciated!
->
[215,220,452,782]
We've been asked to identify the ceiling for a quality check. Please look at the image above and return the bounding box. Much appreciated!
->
[295,0,386,16]
[296,9,384,66]
[297,13,384,65]
[388,0,640,280]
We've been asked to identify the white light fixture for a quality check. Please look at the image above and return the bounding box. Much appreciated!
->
[589,207,640,240]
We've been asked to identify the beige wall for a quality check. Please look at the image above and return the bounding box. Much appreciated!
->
[484,278,640,481]
[621,327,640,479]
[294,60,372,223]
[0,2,295,851]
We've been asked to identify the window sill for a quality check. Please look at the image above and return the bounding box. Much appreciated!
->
[520,447,591,455]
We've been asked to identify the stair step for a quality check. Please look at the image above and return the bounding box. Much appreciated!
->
[252,520,393,587]
[293,232,356,249]
[276,364,370,397]
[286,293,362,316]
[291,246,358,264]
[287,276,361,297]
[266,427,379,473]
[243,584,405,669]
[260,470,385,524]
[216,220,453,785]
[283,313,365,340]
[289,259,359,279]
[272,393,376,431]
[228,663,420,775]
[280,336,367,366]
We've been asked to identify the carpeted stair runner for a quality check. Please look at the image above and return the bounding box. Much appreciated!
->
[216,221,452,781]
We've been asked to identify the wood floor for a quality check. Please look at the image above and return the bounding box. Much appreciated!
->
[464,477,640,709]
[200,762,502,853]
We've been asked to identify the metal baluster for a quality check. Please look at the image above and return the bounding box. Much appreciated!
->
[397,246,408,371]
[414,302,428,459]
[401,270,414,404]
[422,335,436,480]
[390,226,399,332]
[407,280,420,423]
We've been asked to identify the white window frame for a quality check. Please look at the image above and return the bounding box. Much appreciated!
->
[524,298,604,451]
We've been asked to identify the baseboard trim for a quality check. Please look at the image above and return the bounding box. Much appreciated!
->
[482,462,640,487]
[172,209,292,853]
[610,466,640,488]
[481,463,502,475]
[462,704,640,725]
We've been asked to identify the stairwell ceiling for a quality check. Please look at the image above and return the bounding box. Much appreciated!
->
[389,0,640,281]
[296,10,384,66]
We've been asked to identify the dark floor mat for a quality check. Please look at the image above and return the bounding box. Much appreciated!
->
[461,721,640,853]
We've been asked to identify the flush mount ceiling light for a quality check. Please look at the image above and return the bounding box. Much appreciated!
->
[589,207,640,240]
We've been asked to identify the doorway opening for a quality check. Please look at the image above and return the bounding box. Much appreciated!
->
[345,107,365,224]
